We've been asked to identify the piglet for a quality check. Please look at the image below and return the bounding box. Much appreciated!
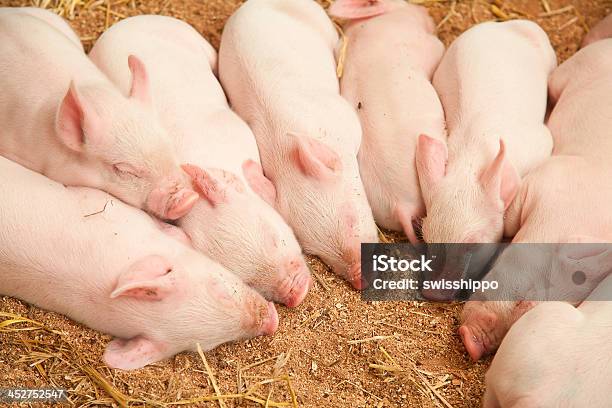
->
[415,21,556,299]
[0,156,278,370]
[219,0,379,289]
[582,13,612,47]
[483,275,612,408]
[89,15,311,307]
[0,8,198,220]
[330,0,446,244]
[459,39,612,361]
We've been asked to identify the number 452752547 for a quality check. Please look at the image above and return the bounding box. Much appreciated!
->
[0,388,67,403]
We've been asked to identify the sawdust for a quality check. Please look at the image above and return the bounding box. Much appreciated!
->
[0,0,610,407]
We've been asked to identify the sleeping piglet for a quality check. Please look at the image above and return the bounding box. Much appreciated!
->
[0,155,278,370]
[415,20,556,299]
[0,8,198,220]
[89,15,311,307]
[483,275,612,408]
[330,0,446,244]
[459,38,612,361]
[219,0,379,289]
[417,20,556,243]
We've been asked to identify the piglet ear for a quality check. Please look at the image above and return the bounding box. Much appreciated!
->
[416,134,447,204]
[242,159,277,207]
[182,164,244,207]
[328,0,390,19]
[104,336,168,370]
[289,133,342,180]
[128,55,150,104]
[56,81,91,152]
[111,255,176,301]
[480,139,520,211]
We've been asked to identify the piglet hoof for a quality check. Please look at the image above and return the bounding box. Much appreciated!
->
[347,262,363,290]
[165,188,199,220]
[282,273,312,308]
[259,302,279,336]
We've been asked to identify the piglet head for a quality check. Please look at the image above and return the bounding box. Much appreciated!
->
[103,251,278,370]
[416,135,520,244]
[268,133,378,290]
[180,162,312,307]
[55,55,198,220]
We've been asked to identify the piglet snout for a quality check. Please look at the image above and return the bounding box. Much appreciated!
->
[165,188,199,219]
[242,297,279,337]
[259,302,279,336]
[147,184,198,220]
[277,258,312,308]
[458,325,487,362]
[459,306,499,361]
[341,234,364,290]
[347,262,362,290]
